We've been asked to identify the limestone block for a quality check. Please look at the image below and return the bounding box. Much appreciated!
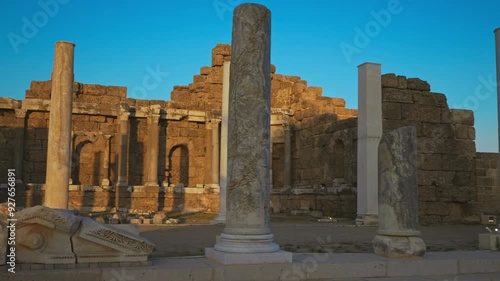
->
[382,102,402,120]
[381,73,398,88]
[479,233,500,250]
[397,75,407,89]
[407,78,431,91]
[382,88,414,104]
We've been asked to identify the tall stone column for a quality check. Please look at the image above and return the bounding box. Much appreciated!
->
[206,3,292,264]
[14,109,27,188]
[356,62,382,226]
[283,121,292,190]
[144,106,160,192]
[373,126,426,258]
[211,119,221,186]
[495,28,500,180]
[101,134,112,187]
[44,41,75,209]
[211,61,230,225]
[115,104,130,209]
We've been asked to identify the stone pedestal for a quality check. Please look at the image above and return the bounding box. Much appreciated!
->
[356,62,382,226]
[205,3,291,264]
[211,62,230,225]
[373,126,426,258]
[144,106,161,192]
[14,109,27,189]
[44,41,75,209]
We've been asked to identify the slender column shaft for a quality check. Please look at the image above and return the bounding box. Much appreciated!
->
[14,109,27,186]
[101,135,112,186]
[211,119,220,185]
[115,108,129,209]
[44,41,75,209]
[356,62,382,225]
[211,61,230,224]
[116,110,129,187]
[145,107,160,189]
[283,122,292,189]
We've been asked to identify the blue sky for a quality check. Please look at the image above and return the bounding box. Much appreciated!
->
[1,0,499,152]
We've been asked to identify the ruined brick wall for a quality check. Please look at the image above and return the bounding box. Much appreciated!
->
[476,153,500,216]
[381,74,478,225]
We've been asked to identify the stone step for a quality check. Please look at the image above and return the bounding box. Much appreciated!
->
[1,251,499,281]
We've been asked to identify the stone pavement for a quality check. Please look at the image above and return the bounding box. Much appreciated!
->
[138,219,488,258]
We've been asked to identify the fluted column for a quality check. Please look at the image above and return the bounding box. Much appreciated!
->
[14,109,27,188]
[144,106,160,192]
[356,62,382,226]
[206,3,291,264]
[44,41,75,209]
[115,104,130,210]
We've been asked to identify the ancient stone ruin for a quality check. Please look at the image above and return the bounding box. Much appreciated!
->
[0,8,499,228]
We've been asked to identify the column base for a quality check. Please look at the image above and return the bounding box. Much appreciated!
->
[210,213,226,225]
[373,234,426,258]
[355,214,379,226]
[205,248,292,264]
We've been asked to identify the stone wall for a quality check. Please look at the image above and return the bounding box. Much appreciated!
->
[0,107,17,184]
[292,116,357,188]
[0,43,497,224]
[381,74,478,224]
[476,153,500,216]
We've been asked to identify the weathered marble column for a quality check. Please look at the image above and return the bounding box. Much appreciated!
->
[14,109,27,188]
[356,62,382,226]
[144,106,160,192]
[211,119,221,185]
[101,134,112,187]
[211,61,230,225]
[44,41,75,209]
[373,126,426,258]
[206,3,292,264]
[283,121,292,190]
[495,28,500,180]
